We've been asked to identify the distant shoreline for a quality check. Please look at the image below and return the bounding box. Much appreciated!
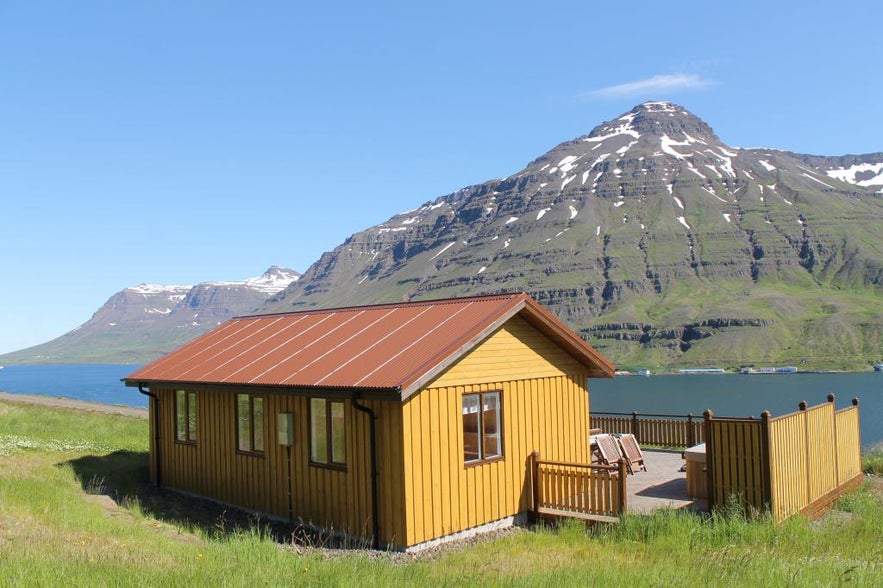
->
[0,391,148,419]
[613,368,871,376]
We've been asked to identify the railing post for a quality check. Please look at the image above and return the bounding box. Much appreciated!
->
[531,450,540,516]
[760,410,772,514]
[618,458,628,514]
[829,394,839,485]
[703,409,714,511]
[687,413,694,447]
[631,411,638,441]
[798,401,811,507]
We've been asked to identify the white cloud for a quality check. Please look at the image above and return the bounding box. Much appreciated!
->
[586,74,716,99]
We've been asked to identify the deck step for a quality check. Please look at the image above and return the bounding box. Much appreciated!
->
[536,506,620,524]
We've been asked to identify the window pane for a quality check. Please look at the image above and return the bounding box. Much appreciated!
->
[188,392,198,441]
[252,397,264,452]
[237,394,251,452]
[482,392,501,458]
[175,390,186,441]
[462,394,480,462]
[331,401,346,463]
[310,398,328,463]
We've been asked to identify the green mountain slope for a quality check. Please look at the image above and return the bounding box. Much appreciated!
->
[261,102,883,371]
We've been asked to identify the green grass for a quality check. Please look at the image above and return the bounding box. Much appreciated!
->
[863,443,883,476]
[2,399,882,586]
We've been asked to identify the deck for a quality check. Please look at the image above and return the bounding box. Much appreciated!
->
[625,449,706,514]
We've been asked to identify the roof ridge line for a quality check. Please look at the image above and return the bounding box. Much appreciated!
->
[233,291,522,319]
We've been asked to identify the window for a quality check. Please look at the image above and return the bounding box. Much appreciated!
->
[310,398,346,467]
[463,391,502,464]
[175,390,197,443]
[236,393,264,453]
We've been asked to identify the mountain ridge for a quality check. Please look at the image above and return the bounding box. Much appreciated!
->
[4,102,881,370]
[260,102,883,370]
[0,266,300,365]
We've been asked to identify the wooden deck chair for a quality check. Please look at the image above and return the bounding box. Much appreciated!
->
[593,434,625,470]
[617,433,647,474]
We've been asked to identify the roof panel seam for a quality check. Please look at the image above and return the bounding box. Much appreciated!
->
[173,315,288,380]
[313,304,437,386]
[279,308,400,385]
[353,301,478,387]
[248,312,355,384]
[218,315,310,382]
[146,318,264,380]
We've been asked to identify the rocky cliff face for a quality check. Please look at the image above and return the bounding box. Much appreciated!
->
[6,104,879,370]
[0,266,300,364]
[262,102,883,369]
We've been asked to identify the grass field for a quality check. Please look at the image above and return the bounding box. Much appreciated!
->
[1,399,881,586]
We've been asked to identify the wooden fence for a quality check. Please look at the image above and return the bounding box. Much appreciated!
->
[705,395,863,522]
[531,451,626,522]
[591,411,704,448]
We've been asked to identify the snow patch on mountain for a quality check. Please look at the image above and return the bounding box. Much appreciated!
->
[207,266,300,295]
[583,118,641,144]
[661,134,693,159]
[430,242,457,260]
[826,162,883,189]
[557,155,580,173]
[800,173,836,190]
[128,284,191,296]
[243,267,301,294]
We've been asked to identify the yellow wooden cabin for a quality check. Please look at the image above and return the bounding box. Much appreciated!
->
[124,293,614,550]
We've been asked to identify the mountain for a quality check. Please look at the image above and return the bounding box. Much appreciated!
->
[0,266,300,365]
[260,102,883,371]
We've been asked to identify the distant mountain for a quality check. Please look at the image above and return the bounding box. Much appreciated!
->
[260,102,883,371]
[6,103,881,371]
[0,266,300,365]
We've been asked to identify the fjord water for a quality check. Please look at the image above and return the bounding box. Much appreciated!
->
[0,365,880,448]
[593,372,882,450]
[0,364,146,408]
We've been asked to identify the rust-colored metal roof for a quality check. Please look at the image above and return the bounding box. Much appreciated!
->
[124,293,614,398]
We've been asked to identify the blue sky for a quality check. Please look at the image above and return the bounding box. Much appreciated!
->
[1,1,881,355]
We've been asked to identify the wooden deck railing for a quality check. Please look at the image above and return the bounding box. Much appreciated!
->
[591,411,704,448]
[531,451,626,522]
[705,395,863,522]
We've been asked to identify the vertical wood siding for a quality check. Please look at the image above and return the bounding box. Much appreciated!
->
[707,419,766,511]
[834,408,862,483]
[401,317,591,546]
[151,387,405,545]
[767,403,862,521]
[429,316,586,389]
[708,399,863,523]
[767,412,807,518]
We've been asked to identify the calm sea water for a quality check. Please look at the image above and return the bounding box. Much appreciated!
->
[592,372,882,449]
[0,364,146,408]
[0,365,880,447]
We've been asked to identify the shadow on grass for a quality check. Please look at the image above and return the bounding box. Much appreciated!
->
[62,451,352,548]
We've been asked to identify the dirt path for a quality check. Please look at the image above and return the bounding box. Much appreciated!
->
[0,392,148,418]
